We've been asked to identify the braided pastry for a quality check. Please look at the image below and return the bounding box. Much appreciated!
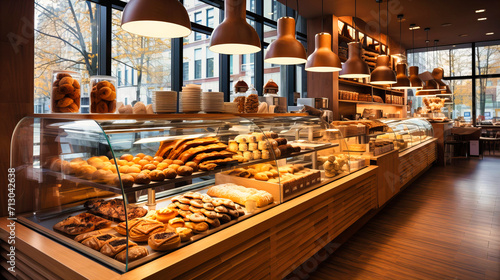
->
[57,97,74,108]
[59,76,74,85]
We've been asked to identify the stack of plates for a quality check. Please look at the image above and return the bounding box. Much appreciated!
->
[152,91,177,113]
[223,102,238,114]
[180,84,202,113]
[202,92,224,113]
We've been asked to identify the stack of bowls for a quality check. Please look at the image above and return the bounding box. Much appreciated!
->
[180,84,202,113]
[152,91,177,113]
[201,91,224,113]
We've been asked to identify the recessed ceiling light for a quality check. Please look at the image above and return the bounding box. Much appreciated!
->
[478,17,487,21]
[459,34,468,37]
[441,23,452,27]
[475,9,485,13]
[486,32,494,35]
[409,26,420,30]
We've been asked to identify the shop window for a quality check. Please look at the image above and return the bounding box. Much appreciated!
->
[476,78,500,120]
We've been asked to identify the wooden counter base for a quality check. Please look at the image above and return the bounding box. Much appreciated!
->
[1,167,378,280]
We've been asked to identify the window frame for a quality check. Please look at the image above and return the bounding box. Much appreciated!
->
[68,0,308,104]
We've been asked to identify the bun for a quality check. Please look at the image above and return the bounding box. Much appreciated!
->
[185,161,198,172]
[175,227,193,242]
[135,173,151,184]
[177,166,194,176]
[163,168,177,179]
[149,170,166,181]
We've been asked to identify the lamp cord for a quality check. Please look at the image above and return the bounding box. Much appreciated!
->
[354,0,357,42]
[412,28,415,65]
[285,0,288,17]
[399,17,402,56]
[321,0,324,32]
[386,0,389,55]
[378,1,381,55]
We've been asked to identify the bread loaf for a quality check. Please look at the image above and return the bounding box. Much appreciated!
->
[207,183,273,207]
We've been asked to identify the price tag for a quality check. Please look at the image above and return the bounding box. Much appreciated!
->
[277,158,287,167]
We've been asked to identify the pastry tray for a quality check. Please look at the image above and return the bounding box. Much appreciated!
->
[29,143,337,196]
[16,186,277,272]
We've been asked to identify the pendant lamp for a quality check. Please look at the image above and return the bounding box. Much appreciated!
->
[392,14,411,89]
[419,28,439,92]
[264,0,307,65]
[408,24,423,89]
[209,0,261,55]
[370,0,396,85]
[339,0,370,78]
[305,0,342,72]
[121,0,191,38]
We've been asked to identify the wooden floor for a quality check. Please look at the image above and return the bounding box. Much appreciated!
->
[305,157,500,280]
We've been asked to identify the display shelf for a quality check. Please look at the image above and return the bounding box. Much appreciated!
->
[32,113,308,120]
[38,143,338,195]
[339,100,406,107]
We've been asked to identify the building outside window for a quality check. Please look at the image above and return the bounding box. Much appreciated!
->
[194,11,202,41]
[206,8,214,28]
[183,62,189,81]
[206,47,214,78]
[194,48,202,79]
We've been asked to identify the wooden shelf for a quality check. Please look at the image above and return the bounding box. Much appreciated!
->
[339,79,404,95]
[339,100,405,107]
[31,113,308,120]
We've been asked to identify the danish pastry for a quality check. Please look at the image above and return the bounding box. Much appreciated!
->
[114,245,148,263]
[148,231,180,251]
[100,237,137,258]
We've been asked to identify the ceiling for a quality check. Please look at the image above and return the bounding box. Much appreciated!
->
[284,0,500,50]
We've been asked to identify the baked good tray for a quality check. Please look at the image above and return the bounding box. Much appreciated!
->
[17,186,277,272]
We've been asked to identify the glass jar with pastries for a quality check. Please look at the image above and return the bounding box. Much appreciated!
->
[10,115,358,271]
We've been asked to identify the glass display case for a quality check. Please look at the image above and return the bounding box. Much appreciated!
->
[331,120,397,157]
[380,118,434,149]
[10,115,357,272]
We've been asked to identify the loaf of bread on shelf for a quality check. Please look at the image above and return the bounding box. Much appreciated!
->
[167,137,219,160]
[191,150,235,165]
[207,183,273,207]
[155,140,178,158]
[178,142,228,163]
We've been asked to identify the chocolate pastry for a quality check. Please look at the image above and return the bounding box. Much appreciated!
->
[148,231,180,251]
[115,246,149,263]
[82,233,117,251]
[100,237,137,258]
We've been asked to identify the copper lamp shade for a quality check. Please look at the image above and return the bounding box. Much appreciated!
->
[264,17,306,65]
[409,66,423,89]
[432,67,448,90]
[121,0,191,38]
[209,0,261,55]
[370,55,397,85]
[339,42,371,78]
[392,63,412,89]
[305,32,342,72]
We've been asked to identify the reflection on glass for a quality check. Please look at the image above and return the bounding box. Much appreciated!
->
[476,78,500,120]
[34,0,98,113]
[112,9,171,107]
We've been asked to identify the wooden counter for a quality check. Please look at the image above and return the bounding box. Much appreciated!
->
[1,167,378,280]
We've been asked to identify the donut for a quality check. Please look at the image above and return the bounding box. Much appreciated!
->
[72,79,80,89]
[96,80,111,90]
[99,87,114,101]
[56,73,71,80]
[57,97,74,108]
[59,76,74,85]
[96,101,108,113]
[53,89,66,100]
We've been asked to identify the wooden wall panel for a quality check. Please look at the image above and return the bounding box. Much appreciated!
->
[0,0,34,218]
